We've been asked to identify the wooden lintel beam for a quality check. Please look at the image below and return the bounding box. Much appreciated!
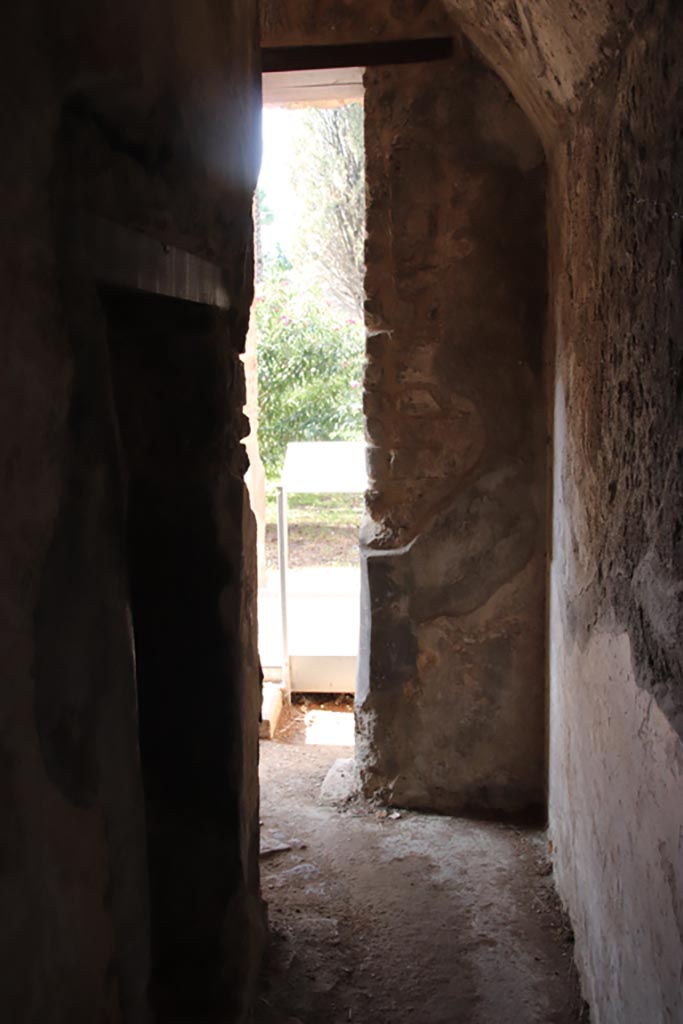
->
[65,215,231,310]
[262,37,453,74]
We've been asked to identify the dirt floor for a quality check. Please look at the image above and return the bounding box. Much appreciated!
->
[254,700,590,1024]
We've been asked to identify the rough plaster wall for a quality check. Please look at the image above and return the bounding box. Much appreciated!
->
[443,0,657,148]
[1,8,150,1022]
[356,48,548,815]
[434,4,682,1017]
[550,632,683,1023]
[0,2,261,1021]
[260,0,451,47]
[547,10,683,1021]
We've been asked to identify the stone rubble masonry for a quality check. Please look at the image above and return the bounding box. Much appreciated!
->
[260,0,451,47]
[547,12,683,1023]
[356,45,548,815]
[443,3,683,1022]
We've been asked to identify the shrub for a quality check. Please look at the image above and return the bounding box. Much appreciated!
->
[255,278,364,479]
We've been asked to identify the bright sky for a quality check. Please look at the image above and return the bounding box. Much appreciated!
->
[258,107,305,257]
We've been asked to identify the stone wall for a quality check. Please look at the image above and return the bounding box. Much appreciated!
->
[443,0,657,148]
[262,2,683,1015]
[0,3,262,1021]
[261,0,451,47]
[547,12,683,1022]
[4,2,680,1022]
[441,2,683,1020]
[356,45,548,814]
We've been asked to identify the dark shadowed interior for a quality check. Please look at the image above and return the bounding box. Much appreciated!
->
[1,2,682,1022]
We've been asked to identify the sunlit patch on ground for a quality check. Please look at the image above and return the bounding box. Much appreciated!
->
[303,707,355,747]
[271,694,355,747]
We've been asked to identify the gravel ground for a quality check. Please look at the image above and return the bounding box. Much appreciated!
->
[254,707,589,1024]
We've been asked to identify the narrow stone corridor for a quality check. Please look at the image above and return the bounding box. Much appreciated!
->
[5,5,682,1022]
[255,713,588,1024]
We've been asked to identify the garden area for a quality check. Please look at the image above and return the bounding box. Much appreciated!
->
[255,102,366,573]
[264,492,364,570]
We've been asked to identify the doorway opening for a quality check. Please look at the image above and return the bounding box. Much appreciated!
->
[251,40,583,1024]
[246,70,367,747]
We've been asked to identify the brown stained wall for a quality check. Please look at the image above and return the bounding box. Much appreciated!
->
[443,0,657,149]
[439,2,683,1019]
[259,0,683,1013]
[3,2,681,1021]
[546,14,683,1022]
[261,0,451,47]
[356,48,548,814]
[0,3,261,1021]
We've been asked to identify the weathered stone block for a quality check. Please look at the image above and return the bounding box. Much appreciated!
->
[357,46,547,817]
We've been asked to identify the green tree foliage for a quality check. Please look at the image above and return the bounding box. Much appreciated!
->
[254,104,366,479]
[255,275,364,479]
[291,103,365,319]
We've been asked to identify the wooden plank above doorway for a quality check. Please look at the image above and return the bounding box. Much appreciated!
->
[261,37,454,74]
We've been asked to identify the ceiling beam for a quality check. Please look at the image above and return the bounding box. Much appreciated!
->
[261,37,454,74]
